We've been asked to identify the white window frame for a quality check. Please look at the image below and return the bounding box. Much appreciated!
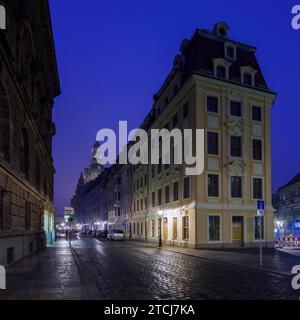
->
[208,214,222,243]
[205,92,220,114]
[229,175,243,199]
[213,58,231,80]
[240,66,257,87]
[229,134,244,159]
[251,176,264,201]
[251,137,264,162]
[206,172,221,199]
[251,105,263,123]
[206,130,220,157]
[229,99,243,118]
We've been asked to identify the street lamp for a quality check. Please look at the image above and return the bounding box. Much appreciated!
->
[158,209,163,247]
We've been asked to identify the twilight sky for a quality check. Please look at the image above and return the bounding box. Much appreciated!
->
[50,0,300,215]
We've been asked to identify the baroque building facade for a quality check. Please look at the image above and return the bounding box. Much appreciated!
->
[0,1,60,265]
[130,22,275,248]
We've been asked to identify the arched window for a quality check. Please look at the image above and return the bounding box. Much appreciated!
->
[0,5,6,30]
[20,128,29,179]
[0,82,10,162]
[216,65,226,79]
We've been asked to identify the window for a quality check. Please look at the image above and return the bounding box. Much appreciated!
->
[165,186,170,204]
[152,192,155,207]
[183,103,189,119]
[173,113,178,128]
[173,182,179,201]
[243,72,253,86]
[151,220,155,237]
[231,176,242,198]
[136,179,139,190]
[230,101,242,117]
[183,177,190,199]
[252,139,262,161]
[145,197,148,209]
[208,174,219,197]
[183,216,189,240]
[216,65,226,79]
[253,177,263,199]
[209,216,221,241]
[158,189,162,206]
[117,207,121,216]
[0,87,10,162]
[133,202,136,212]
[230,136,242,157]
[252,106,262,122]
[207,132,219,155]
[25,202,31,230]
[0,5,6,30]
[133,223,136,234]
[254,216,264,240]
[0,190,4,230]
[172,217,178,240]
[20,129,29,179]
[141,199,143,210]
[207,95,218,113]
[144,175,147,186]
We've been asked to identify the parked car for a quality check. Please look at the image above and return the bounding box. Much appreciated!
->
[97,230,108,240]
[107,229,124,241]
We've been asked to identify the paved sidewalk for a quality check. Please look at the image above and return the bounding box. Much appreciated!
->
[129,240,300,275]
[0,241,83,300]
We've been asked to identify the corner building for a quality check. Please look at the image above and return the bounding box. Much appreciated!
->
[131,22,276,248]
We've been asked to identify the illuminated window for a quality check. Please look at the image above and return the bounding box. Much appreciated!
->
[0,5,6,30]
[172,217,177,240]
[209,216,221,241]
[182,216,189,240]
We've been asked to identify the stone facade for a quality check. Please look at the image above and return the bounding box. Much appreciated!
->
[0,1,60,265]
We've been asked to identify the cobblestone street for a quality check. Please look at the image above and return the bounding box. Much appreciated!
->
[0,238,299,300]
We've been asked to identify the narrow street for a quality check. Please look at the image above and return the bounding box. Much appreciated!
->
[0,238,299,300]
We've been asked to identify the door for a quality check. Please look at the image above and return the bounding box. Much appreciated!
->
[232,216,244,247]
[163,218,168,240]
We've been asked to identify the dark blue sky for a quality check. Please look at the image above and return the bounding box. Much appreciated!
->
[50,0,300,214]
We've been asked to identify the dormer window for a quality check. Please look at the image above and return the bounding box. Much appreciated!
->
[213,58,231,80]
[0,5,6,30]
[216,65,226,79]
[243,73,252,86]
[240,66,257,86]
[225,43,236,60]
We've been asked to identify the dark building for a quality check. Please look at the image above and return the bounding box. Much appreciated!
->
[71,145,109,228]
[0,1,60,265]
[273,173,300,238]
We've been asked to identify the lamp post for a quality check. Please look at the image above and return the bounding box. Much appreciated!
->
[158,209,163,247]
